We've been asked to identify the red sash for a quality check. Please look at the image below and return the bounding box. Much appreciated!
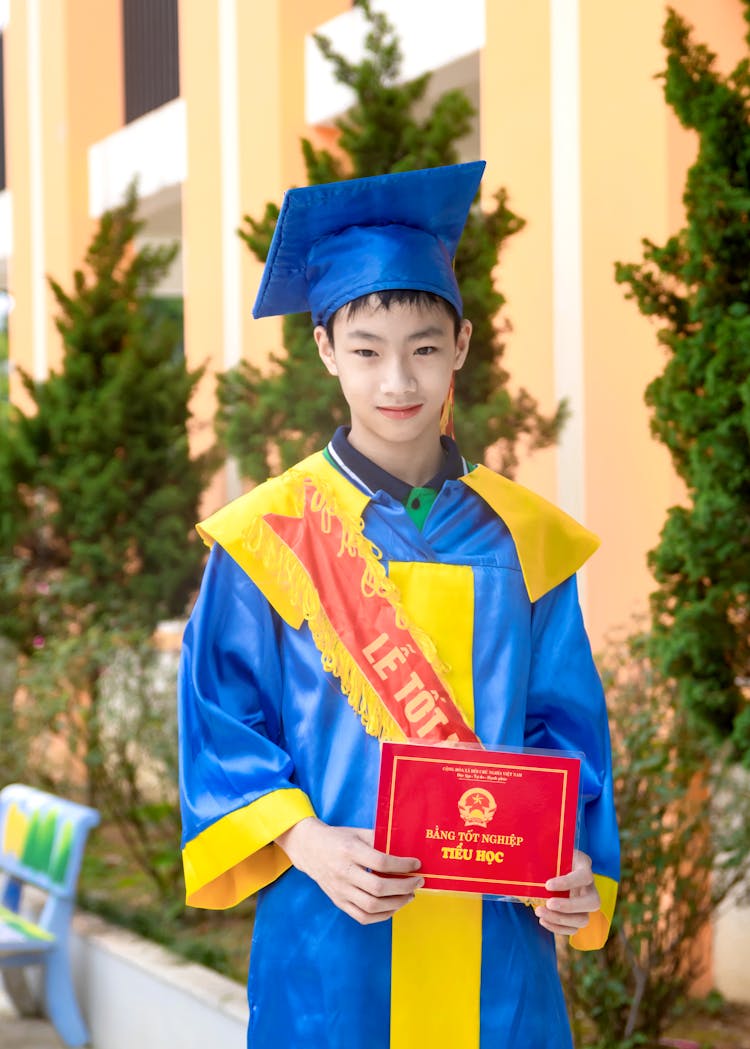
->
[263,482,478,745]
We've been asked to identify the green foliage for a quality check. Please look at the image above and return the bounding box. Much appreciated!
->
[217,0,564,479]
[560,631,750,1049]
[4,625,183,900]
[87,630,182,897]
[0,183,211,650]
[0,184,211,896]
[615,6,750,763]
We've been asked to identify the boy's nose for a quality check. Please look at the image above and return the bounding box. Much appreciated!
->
[379,361,417,395]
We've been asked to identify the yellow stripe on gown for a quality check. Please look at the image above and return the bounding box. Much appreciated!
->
[388,562,482,1049]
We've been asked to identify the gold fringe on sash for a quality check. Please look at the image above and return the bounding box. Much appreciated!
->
[239,468,456,743]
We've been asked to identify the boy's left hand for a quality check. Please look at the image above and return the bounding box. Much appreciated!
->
[534,849,600,936]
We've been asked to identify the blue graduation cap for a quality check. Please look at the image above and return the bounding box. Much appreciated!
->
[252,161,486,326]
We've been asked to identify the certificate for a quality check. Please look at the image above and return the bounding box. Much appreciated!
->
[373,742,581,899]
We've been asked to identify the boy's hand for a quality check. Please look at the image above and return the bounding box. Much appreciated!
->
[276,817,423,925]
[534,849,600,936]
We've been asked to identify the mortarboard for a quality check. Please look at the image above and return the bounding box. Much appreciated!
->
[252,160,486,326]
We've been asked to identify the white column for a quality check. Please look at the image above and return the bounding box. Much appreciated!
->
[218,0,242,500]
[550,0,588,606]
[550,0,585,523]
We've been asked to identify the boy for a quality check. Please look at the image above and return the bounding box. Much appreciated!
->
[178,161,619,1049]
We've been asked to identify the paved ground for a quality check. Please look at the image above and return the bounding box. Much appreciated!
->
[0,985,66,1049]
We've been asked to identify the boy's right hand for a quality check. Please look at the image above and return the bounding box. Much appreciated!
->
[276,817,423,925]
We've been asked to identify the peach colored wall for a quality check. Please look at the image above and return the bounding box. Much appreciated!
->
[578,0,678,650]
[483,2,745,651]
[4,1,32,409]
[480,1,557,505]
[236,1,286,375]
[5,0,121,398]
[482,1,679,649]
[238,0,348,383]
[64,1,123,278]
[579,0,746,649]
[178,0,224,495]
[37,0,70,378]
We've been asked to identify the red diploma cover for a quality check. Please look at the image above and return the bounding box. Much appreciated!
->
[374,742,581,898]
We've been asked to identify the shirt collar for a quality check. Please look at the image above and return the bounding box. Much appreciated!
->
[326,426,467,502]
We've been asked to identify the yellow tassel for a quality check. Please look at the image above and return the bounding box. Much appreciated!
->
[242,513,402,740]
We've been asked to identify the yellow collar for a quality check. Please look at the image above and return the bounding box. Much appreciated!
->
[198,452,599,605]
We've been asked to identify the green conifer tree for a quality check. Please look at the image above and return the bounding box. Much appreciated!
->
[216,0,564,480]
[616,6,750,763]
[0,183,211,654]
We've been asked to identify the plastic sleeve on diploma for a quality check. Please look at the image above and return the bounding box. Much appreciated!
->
[374,742,581,899]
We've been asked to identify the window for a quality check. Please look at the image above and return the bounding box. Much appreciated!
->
[122,0,179,124]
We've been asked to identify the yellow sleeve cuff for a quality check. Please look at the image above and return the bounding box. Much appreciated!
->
[569,873,618,951]
[182,787,315,909]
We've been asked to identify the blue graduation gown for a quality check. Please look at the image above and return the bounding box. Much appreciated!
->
[178,456,619,1049]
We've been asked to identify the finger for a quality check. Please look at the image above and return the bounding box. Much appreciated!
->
[349,840,422,876]
[535,904,593,933]
[347,902,404,925]
[540,889,600,915]
[352,884,417,914]
[545,868,595,892]
[355,869,424,899]
[336,894,392,925]
[348,829,422,874]
[371,850,422,875]
[541,910,591,935]
[346,887,418,924]
[546,849,593,889]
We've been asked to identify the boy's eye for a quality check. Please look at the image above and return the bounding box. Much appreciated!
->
[414,345,437,356]
[353,348,377,358]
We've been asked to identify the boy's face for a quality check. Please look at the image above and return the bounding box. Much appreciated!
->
[314,296,471,471]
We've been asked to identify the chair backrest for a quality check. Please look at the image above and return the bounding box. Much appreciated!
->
[0,784,100,901]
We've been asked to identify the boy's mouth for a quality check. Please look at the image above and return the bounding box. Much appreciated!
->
[377,404,423,420]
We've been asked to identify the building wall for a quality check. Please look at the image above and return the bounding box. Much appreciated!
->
[4,0,122,406]
[483,0,701,652]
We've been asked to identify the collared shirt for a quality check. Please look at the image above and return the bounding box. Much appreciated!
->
[323,426,470,530]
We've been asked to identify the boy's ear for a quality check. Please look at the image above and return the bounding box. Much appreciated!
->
[454,318,472,371]
[314,325,338,376]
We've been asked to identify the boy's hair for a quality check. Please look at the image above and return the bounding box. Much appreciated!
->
[324,289,462,346]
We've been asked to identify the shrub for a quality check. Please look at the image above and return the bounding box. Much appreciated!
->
[615,5,750,763]
[560,631,750,1049]
[5,627,182,901]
